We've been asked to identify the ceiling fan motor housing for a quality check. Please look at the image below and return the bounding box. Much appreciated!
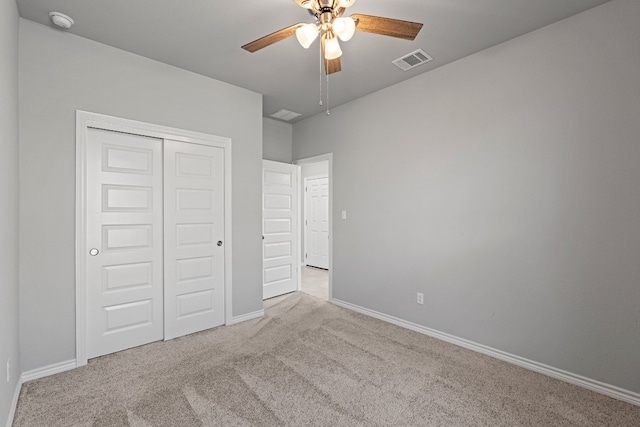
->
[319,0,335,8]
[320,11,334,27]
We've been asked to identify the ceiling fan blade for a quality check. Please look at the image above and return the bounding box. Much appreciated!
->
[351,14,423,41]
[321,37,342,75]
[242,24,301,53]
[325,57,342,75]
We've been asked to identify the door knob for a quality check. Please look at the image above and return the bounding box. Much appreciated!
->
[217,241,223,247]
[89,248,99,256]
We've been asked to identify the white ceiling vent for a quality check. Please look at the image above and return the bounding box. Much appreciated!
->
[392,49,433,71]
[270,109,302,121]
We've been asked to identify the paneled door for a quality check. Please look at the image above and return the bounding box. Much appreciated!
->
[163,140,225,339]
[86,128,164,359]
[262,160,298,299]
[305,176,329,269]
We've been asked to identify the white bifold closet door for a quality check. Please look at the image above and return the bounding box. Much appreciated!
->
[85,128,224,359]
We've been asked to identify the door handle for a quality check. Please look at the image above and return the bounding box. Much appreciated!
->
[217,241,223,247]
[89,248,100,256]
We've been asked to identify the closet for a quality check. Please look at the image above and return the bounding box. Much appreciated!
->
[78,117,227,361]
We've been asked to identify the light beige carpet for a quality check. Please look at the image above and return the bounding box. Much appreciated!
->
[14,292,640,426]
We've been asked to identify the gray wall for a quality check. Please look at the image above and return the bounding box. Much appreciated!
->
[263,118,293,162]
[293,0,640,393]
[0,0,20,422]
[19,19,263,372]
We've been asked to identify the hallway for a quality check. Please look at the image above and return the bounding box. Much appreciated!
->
[300,266,328,300]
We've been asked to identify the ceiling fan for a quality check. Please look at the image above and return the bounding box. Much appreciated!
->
[241,0,423,75]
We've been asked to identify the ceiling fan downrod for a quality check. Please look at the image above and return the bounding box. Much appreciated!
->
[295,0,356,14]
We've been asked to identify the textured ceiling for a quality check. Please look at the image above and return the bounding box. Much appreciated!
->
[18,0,611,122]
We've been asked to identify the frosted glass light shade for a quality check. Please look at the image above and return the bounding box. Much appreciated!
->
[294,0,314,9]
[324,33,342,60]
[339,0,357,7]
[296,23,319,49]
[333,17,356,41]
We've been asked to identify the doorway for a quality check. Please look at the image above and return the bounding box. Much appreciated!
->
[295,154,333,301]
[304,176,329,269]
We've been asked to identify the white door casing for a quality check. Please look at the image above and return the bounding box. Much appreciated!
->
[164,140,225,339]
[305,176,329,269]
[86,128,164,359]
[262,160,298,299]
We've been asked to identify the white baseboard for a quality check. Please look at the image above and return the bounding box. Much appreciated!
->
[5,377,22,427]
[332,298,640,407]
[21,359,77,383]
[227,309,264,326]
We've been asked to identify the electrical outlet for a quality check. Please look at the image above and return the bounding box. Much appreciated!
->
[417,292,424,305]
[6,359,10,383]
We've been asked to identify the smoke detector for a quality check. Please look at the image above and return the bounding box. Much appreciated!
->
[49,12,74,29]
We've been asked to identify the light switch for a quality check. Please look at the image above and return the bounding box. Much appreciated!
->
[341,210,347,220]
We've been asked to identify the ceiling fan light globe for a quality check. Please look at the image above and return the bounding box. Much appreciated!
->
[324,34,342,60]
[333,17,356,41]
[338,0,357,8]
[296,23,319,49]
[294,0,314,9]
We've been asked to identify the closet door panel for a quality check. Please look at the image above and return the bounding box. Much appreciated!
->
[164,140,225,339]
[86,128,164,359]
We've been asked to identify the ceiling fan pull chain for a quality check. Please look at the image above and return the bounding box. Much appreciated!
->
[326,71,330,115]
[319,43,323,106]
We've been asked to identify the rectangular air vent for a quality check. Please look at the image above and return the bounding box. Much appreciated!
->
[270,109,302,122]
[392,49,433,71]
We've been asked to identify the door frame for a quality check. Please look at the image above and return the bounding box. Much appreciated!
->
[294,153,333,301]
[75,110,233,367]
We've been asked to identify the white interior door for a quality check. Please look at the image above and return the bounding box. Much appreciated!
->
[86,128,164,359]
[305,176,329,269]
[262,160,298,299]
[164,140,225,339]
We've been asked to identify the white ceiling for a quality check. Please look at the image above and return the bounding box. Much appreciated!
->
[17,0,611,122]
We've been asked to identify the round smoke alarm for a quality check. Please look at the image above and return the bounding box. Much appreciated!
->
[49,12,74,29]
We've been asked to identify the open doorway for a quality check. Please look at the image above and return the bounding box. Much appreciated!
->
[295,154,333,301]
